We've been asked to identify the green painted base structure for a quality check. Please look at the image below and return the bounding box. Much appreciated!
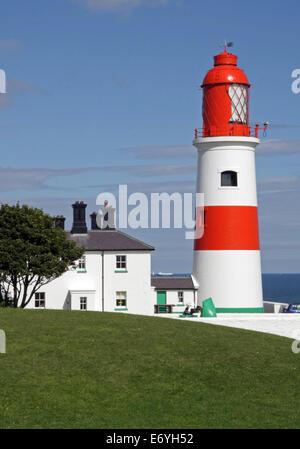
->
[216,307,264,313]
[201,297,217,317]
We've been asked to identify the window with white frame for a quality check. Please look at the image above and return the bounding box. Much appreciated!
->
[178,291,184,303]
[35,292,45,308]
[78,256,86,270]
[116,291,127,308]
[80,297,87,310]
[116,255,126,270]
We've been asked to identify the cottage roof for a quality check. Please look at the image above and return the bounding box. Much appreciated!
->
[66,229,154,252]
[151,275,196,290]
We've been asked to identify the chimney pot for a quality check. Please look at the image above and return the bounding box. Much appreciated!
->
[90,211,101,230]
[71,201,87,234]
[55,215,66,230]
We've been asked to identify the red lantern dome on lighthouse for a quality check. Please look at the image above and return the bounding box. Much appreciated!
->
[201,48,251,137]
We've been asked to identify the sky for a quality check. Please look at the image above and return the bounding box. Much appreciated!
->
[0,0,300,273]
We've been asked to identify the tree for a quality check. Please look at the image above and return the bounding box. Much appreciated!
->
[0,203,84,308]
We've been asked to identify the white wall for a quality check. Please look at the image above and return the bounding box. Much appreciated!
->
[103,251,153,316]
[166,290,195,305]
[25,250,154,316]
[193,136,263,312]
[25,251,101,310]
[194,250,263,310]
[70,290,96,311]
[154,289,196,314]
[194,136,259,207]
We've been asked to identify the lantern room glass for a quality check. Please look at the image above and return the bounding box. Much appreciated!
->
[228,84,249,124]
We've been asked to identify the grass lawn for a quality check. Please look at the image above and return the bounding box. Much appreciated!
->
[0,308,299,429]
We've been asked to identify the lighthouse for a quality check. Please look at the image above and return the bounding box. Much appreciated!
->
[193,47,264,313]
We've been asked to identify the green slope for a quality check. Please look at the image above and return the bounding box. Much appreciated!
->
[0,308,298,429]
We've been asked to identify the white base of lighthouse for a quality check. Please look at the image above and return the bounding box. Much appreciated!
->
[193,250,263,312]
[193,136,263,313]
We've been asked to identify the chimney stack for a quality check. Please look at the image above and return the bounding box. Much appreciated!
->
[54,215,66,230]
[71,201,87,234]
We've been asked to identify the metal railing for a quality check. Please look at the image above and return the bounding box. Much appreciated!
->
[194,124,268,140]
[154,304,174,314]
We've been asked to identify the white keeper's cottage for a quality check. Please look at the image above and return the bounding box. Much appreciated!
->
[26,201,197,315]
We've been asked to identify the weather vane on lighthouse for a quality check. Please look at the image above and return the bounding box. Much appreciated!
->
[221,40,234,52]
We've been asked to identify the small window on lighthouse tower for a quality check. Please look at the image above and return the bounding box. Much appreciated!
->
[221,170,238,187]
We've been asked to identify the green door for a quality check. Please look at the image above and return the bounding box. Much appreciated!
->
[157,291,167,313]
[157,291,166,305]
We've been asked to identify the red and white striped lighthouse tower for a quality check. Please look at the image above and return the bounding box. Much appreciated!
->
[193,47,264,313]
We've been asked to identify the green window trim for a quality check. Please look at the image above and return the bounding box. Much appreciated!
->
[77,270,87,273]
[176,303,186,306]
[114,308,128,311]
[114,270,128,273]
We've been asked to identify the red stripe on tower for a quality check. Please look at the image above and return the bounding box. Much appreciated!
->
[194,206,260,251]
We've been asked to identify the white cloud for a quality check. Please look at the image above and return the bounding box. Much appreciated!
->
[99,179,196,194]
[74,0,168,12]
[0,78,46,108]
[106,162,194,175]
[121,140,300,159]
[112,76,129,89]
[0,167,97,192]
[0,162,195,193]
[257,176,300,195]
[258,139,300,156]
[0,39,19,51]
[121,144,195,159]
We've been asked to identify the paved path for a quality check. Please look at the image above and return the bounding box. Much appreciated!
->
[159,313,300,340]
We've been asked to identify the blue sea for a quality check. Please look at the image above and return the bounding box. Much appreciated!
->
[154,272,300,304]
[262,274,300,304]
